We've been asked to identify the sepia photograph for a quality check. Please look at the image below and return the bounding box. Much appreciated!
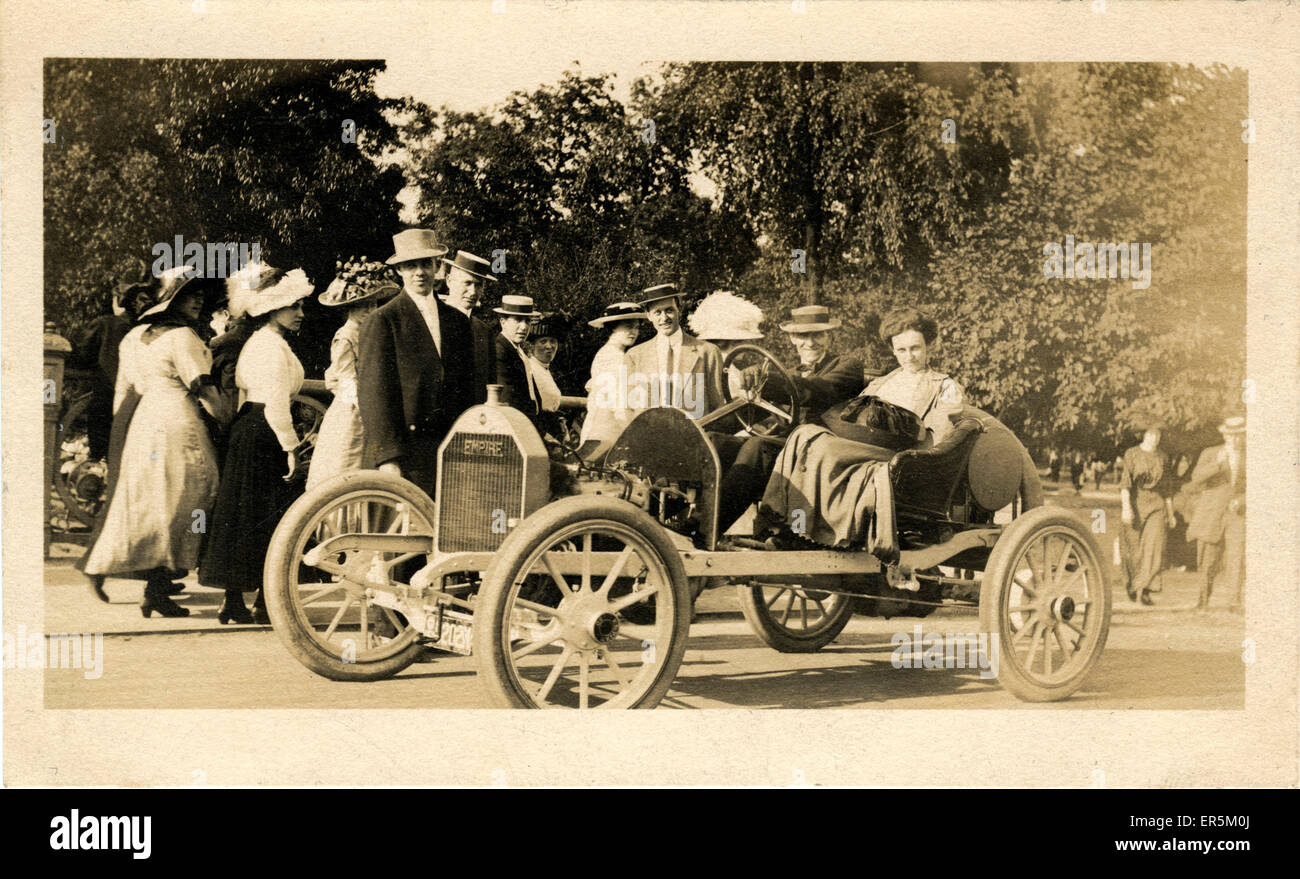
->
[4,0,1298,791]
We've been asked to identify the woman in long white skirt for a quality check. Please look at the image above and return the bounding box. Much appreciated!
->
[306,260,394,490]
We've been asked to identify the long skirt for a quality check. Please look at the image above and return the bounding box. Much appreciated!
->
[81,387,219,577]
[1120,507,1167,595]
[305,397,363,490]
[199,403,300,592]
[75,388,140,575]
[759,424,895,549]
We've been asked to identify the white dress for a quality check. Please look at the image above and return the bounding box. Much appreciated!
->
[306,318,364,489]
[83,325,220,575]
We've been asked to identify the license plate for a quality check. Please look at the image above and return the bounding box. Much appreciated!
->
[427,607,473,656]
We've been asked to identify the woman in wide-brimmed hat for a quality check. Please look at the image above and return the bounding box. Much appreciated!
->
[81,265,226,617]
[1118,416,1175,605]
[578,301,647,449]
[688,290,764,399]
[199,262,314,624]
[306,259,398,490]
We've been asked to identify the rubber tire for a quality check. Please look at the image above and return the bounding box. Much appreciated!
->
[737,584,855,652]
[979,505,1111,702]
[473,495,692,709]
[263,470,434,682]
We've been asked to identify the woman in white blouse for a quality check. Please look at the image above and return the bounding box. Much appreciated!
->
[199,263,312,624]
[81,268,224,618]
[578,302,646,451]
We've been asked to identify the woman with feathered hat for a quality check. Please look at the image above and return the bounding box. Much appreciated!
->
[81,265,226,617]
[306,259,396,490]
[199,261,314,624]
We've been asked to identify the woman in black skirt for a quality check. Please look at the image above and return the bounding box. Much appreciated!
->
[199,263,312,624]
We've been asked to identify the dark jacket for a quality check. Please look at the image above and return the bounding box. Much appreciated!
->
[356,291,490,488]
[493,333,540,420]
[791,354,866,419]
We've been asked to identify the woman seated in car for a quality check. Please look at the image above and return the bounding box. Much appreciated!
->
[753,307,964,550]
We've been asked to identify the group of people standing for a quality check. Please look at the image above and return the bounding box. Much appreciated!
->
[70,223,1248,621]
[76,229,567,621]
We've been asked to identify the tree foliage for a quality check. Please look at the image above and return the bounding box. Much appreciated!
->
[44,58,405,373]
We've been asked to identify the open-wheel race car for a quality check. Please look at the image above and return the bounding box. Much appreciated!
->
[263,345,1111,709]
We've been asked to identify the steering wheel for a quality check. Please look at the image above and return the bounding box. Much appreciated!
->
[696,343,801,438]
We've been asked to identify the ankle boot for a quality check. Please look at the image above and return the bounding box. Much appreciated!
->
[141,574,190,618]
[218,590,254,625]
[251,588,270,626]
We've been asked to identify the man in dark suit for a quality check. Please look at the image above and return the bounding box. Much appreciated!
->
[1186,415,1246,611]
[716,305,866,534]
[491,294,544,422]
[356,230,490,497]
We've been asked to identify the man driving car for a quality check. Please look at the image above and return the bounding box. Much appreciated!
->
[714,304,867,535]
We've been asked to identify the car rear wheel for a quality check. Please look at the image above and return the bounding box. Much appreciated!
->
[737,583,855,652]
[474,496,691,709]
[263,471,433,681]
[980,506,1111,702]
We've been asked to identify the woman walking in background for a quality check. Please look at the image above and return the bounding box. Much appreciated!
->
[306,259,394,490]
[81,267,225,617]
[199,262,313,624]
[1119,419,1175,605]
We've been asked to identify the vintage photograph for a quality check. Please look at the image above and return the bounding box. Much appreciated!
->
[4,0,1296,791]
[38,55,1249,711]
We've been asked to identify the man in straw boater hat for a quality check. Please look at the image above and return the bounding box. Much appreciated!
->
[623,283,725,421]
[714,303,868,535]
[492,293,545,422]
[356,230,491,496]
[1185,414,1246,612]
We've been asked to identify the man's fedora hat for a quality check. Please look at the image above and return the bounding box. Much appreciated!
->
[441,249,498,282]
[638,283,680,309]
[588,301,647,328]
[493,294,543,318]
[1218,415,1246,436]
[386,228,450,266]
[780,305,842,334]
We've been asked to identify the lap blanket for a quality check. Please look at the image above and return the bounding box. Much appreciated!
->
[760,424,898,558]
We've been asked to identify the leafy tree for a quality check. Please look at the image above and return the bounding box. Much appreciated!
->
[45,58,405,373]
[400,69,757,390]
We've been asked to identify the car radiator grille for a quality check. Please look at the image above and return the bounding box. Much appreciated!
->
[437,431,525,553]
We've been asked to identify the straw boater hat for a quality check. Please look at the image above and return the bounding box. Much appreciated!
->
[1218,415,1246,436]
[780,304,842,334]
[638,283,680,309]
[319,259,399,307]
[442,249,498,282]
[138,264,223,321]
[588,302,647,328]
[226,260,313,319]
[689,289,764,341]
[386,228,449,266]
[494,294,543,318]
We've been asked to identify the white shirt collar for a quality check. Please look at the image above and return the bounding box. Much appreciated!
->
[657,327,683,348]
